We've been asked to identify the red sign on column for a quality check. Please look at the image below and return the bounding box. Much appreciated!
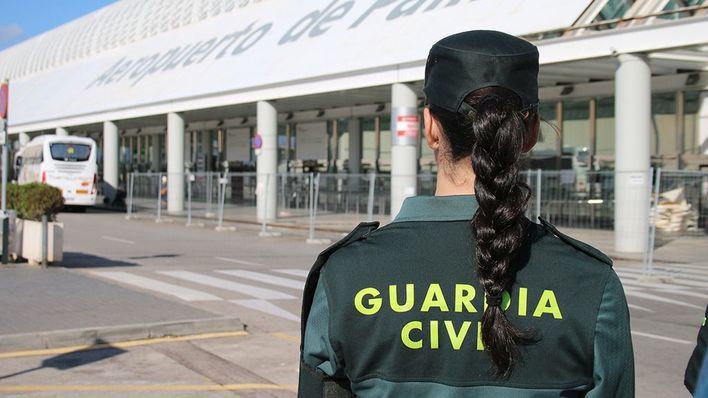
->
[0,81,8,120]
[396,115,419,138]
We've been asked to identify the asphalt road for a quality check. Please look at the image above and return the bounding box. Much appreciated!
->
[0,210,704,397]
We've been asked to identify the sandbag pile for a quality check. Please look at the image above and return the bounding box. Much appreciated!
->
[651,188,700,233]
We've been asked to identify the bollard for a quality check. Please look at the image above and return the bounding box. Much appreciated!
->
[367,172,376,222]
[156,173,163,223]
[1,215,8,264]
[644,167,661,276]
[535,169,542,222]
[41,215,48,268]
[125,173,134,220]
[306,173,331,245]
[258,173,281,237]
[215,173,229,231]
[206,172,214,218]
[186,173,193,226]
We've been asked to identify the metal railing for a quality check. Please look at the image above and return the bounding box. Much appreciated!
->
[126,169,707,271]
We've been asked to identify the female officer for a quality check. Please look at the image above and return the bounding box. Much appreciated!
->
[298,30,634,398]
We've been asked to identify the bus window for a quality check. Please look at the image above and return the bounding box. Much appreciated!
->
[50,143,91,162]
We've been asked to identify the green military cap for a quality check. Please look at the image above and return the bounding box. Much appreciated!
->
[424,30,539,114]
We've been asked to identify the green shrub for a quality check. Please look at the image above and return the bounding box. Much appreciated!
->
[7,183,64,221]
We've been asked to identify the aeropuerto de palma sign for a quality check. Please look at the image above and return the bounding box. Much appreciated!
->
[9,0,590,127]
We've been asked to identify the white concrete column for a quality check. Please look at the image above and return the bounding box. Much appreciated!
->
[257,101,278,221]
[614,54,651,253]
[151,134,161,172]
[348,118,362,174]
[167,112,185,213]
[698,92,708,155]
[56,127,69,136]
[390,83,419,220]
[102,121,119,201]
[18,132,30,147]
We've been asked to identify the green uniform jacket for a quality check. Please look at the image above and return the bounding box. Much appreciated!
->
[301,195,634,397]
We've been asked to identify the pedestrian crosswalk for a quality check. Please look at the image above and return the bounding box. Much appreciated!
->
[616,263,708,312]
[92,267,308,322]
[90,263,707,323]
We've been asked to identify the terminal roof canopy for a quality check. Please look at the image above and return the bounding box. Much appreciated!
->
[2,0,592,129]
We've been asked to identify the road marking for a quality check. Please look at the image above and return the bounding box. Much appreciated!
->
[649,288,708,300]
[625,290,702,309]
[627,304,654,313]
[215,257,263,266]
[0,331,248,360]
[95,272,220,301]
[271,332,300,343]
[159,271,295,300]
[275,269,309,278]
[617,271,707,289]
[0,384,297,393]
[217,270,305,290]
[632,331,693,345]
[231,299,300,322]
[101,236,135,245]
[619,267,708,282]
[659,263,708,272]
[621,279,690,291]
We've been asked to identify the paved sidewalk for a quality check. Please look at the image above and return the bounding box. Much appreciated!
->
[0,267,242,351]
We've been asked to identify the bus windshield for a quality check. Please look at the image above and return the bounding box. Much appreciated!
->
[50,143,91,162]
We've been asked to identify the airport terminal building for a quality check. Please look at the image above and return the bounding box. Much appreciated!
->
[1,0,707,251]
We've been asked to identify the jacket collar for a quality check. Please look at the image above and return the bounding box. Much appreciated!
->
[393,195,478,223]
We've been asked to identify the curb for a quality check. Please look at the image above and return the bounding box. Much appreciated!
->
[0,316,244,353]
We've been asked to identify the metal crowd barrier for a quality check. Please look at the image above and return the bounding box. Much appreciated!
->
[125,169,707,268]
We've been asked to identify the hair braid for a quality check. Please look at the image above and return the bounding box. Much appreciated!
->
[429,87,536,378]
[469,93,535,377]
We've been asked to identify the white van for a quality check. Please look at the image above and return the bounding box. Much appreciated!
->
[16,135,98,207]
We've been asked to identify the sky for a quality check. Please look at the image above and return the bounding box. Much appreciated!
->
[0,0,117,51]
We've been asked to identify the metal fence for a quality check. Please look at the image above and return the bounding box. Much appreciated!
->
[126,169,707,267]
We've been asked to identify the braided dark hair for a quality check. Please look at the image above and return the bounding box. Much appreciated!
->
[429,86,536,378]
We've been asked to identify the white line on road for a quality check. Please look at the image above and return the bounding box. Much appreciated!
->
[627,304,654,313]
[216,270,305,290]
[625,290,702,309]
[158,271,295,300]
[619,267,708,283]
[620,279,690,291]
[632,331,693,345]
[101,236,135,245]
[231,299,300,322]
[215,257,263,266]
[275,269,309,278]
[95,272,221,302]
[617,271,708,289]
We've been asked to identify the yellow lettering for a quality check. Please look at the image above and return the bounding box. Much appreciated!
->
[476,321,484,351]
[401,321,423,349]
[518,287,528,316]
[430,320,439,349]
[389,284,414,312]
[454,284,477,313]
[444,320,471,350]
[533,290,563,319]
[354,287,382,315]
[421,283,449,312]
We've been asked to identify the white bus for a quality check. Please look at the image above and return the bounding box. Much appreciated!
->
[16,135,98,207]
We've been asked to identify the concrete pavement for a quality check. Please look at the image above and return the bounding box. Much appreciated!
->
[0,209,705,397]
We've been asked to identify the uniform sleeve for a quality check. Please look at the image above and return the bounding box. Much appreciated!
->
[586,270,635,398]
[684,305,708,395]
[303,273,344,378]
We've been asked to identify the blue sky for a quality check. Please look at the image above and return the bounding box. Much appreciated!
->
[0,0,117,51]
